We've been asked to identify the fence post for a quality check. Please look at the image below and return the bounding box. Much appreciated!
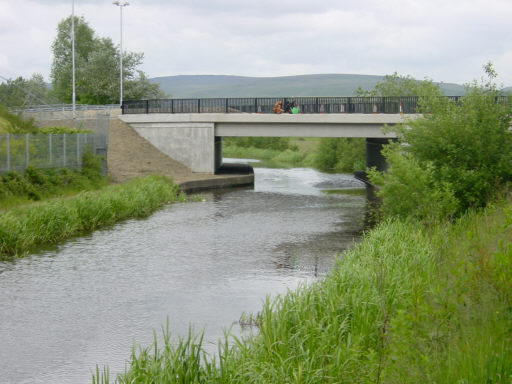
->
[49,134,53,166]
[6,133,10,172]
[25,133,30,168]
[77,133,80,168]
[198,99,201,113]
[63,133,67,167]
[225,98,228,113]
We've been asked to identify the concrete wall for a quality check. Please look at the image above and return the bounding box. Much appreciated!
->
[126,121,216,173]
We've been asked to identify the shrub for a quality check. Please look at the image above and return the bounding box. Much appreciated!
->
[368,143,459,222]
[371,64,512,219]
[315,138,365,173]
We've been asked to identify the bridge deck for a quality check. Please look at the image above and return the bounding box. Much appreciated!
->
[120,113,413,138]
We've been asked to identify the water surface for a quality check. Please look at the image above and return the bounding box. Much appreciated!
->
[0,166,366,383]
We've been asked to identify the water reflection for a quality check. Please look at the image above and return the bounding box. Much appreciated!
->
[0,165,366,384]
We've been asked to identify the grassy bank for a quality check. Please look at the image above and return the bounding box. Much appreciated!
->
[222,144,316,168]
[95,197,512,383]
[0,153,107,210]
[0,175,183,258]
[222,138,318,168]
[222,137,366,173]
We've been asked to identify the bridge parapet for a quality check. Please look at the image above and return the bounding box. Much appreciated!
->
[121,95,510,115]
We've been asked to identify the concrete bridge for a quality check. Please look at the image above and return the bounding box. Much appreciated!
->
[120,111,410,174]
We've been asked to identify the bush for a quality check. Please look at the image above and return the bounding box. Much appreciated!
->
[0,152,106,204]
[315,138,365,173]
[368,143,459,222]
[371,64,512,219]
[0,104,38,133]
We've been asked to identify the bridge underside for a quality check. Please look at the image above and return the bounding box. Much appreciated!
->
[120,113,407,174]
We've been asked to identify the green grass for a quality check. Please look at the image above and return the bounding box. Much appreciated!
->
[0,153,107,209]
[0,175,184,258]
[94,196,512,383]
[222,144,316,169]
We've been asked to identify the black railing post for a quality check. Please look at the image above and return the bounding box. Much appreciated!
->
[225,98,228,113]
[198,99,201,113]
[254,98,258,113]
[145,100,149,114]
[315,97,319,114]
[171,99,174,113]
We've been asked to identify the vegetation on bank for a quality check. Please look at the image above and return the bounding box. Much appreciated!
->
[94,65,512,383]
[222,136,365,172]
[94,198,511,384]
[0,104,90,133]
[0,152,106,209]
[0,175,184,258]
[369,63,512,221]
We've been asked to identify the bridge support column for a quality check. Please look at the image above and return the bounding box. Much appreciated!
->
[366,138,394,171]
[214,137,223,172]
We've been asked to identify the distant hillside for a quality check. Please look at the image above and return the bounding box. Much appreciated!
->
[150,74,467,98]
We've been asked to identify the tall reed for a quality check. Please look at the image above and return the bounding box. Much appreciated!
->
[96,198,512,383]
[0,175,183,257]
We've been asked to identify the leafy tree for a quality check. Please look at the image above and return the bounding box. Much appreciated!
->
[369,63,512,220]
[51,16,96,103]
[0,74,50,107]
[355,72,442,97]
[0,104,38,133]
[315,138,365,173]
[316,73,444,175]
[50,16,165,104]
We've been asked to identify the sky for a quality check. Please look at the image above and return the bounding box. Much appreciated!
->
[1,0,511,86]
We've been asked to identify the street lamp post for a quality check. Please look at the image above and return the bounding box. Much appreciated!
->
[112,1,129,107]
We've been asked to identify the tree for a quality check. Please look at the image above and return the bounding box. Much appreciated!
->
[0,74,50,107]
[51,16,95,103]
[315,73,446,175]
[50,16,165,104]
[369,63,512,220]
[354,72,442,98]
[315,138,365,173]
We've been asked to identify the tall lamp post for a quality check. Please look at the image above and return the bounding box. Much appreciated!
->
[112,1,129,107]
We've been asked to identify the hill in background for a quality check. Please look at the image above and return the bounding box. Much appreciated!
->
[150,74,468,98]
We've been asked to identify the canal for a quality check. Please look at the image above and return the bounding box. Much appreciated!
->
[0,164,367,383]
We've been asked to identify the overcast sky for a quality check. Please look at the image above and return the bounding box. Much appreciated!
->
[1,0,511,86]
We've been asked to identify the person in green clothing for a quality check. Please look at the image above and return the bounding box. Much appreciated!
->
[291,105,299,114]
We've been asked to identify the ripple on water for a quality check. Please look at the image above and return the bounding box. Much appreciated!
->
[0,166,367,384]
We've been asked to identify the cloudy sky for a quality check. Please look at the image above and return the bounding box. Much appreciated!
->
[1,0,511,86]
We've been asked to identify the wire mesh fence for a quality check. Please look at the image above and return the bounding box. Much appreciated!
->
[0,133,107,174]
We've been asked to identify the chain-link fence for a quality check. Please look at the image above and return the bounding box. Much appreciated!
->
[0,133,107,174]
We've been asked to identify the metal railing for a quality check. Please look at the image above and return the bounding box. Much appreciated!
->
[122,96,510,115]
[9,104,120,114]
[0,133,107,174]
[121,96,450,115]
